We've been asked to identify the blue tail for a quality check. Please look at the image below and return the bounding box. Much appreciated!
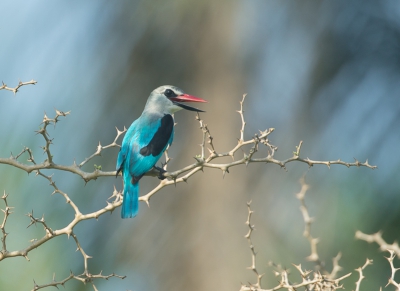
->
[121,173,139,219]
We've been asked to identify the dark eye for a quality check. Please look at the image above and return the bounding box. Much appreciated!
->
[164,89,176,98]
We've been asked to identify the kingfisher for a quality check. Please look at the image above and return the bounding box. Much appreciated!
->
[116,85,206,218]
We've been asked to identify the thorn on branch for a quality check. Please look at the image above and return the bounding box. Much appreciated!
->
[1,191,13,253]
[355,258,373,291]
[0,79,37,95]
[293,141,303,157]
[79,126,126,168]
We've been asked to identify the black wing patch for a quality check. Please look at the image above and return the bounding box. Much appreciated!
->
[140,114,173,157]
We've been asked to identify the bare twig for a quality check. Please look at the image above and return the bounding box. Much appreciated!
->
[0,191,13,254]
[329,252,343,279]
[354,258,373,291]
[238,94,247,142]
[79,126,127,168]
[240,198,351,291]
[296,178,347,280]
[1,170,124,289]
[296,179,323,269]
[244,201,263,289]
[356,231,400,290]
[0,95,376,197]
[31,270,125,291]
[355,230,400,256]
[141,99,375,204]
[385,250,400,290]
[37,110,70,164]
[0,79,37,95]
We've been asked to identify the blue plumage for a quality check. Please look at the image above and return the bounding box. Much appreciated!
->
[117,115,173,218]
[116,85,206,219]
[120,172,139,218]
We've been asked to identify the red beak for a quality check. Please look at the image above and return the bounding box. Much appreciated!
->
[170,93,207,112]
[170,94,207,103]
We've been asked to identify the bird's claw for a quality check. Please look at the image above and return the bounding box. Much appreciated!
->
[154,166,167,180]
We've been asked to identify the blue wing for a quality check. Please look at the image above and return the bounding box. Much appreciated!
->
[128,114,174,177]
[117,114,174,178]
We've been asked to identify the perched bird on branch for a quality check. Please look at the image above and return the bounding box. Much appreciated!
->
[116,85,206,218]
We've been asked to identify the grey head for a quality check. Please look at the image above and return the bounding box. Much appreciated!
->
[144,85,206,115]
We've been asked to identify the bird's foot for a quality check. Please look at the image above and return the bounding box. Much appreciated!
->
[154,166,167,180]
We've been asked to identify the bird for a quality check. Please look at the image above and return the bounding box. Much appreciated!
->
[116,85,206,218]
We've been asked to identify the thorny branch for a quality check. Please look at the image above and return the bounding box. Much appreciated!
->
[355,230,400,256]
[1,171,125,289]
[78,126,127,168]
[385,250,400,290]
[0,79,37,95]
[240,180,400,291]
[244,201,263,289]
[240,191,351,291]
[0,94,376,196]
[296,180,320,263]
[140,94,376,204]
[356,231,400,290]
[296,179,356,282]
[0,93,376,290]
[296,178,343,279]
[0,191,13,254]
[0,111,125,288]
[354,258,373,291]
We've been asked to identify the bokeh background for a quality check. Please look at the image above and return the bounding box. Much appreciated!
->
[1,0,399,290]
